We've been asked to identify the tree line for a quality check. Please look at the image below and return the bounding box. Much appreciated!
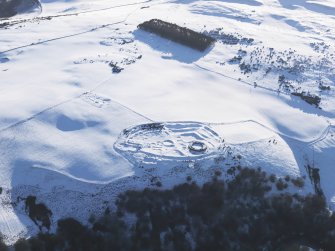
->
[138,19,216,51]
[1,167,334,251]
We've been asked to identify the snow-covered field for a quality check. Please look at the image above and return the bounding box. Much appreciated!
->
[0,0,334,244]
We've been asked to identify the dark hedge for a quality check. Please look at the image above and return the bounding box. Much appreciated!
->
[138,19,216,51]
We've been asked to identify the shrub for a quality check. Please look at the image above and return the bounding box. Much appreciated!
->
[291,92,321,107]
[276,178,288,191]
[269,174,277,183]
[291,177,305,188]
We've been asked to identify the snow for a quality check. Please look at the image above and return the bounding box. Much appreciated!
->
[0,0,334,245]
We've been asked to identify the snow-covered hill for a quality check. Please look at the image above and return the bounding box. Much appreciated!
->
[0,0,334,244]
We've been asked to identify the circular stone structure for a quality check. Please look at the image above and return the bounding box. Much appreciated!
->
[114,122,223,164]
[188,141,208,153]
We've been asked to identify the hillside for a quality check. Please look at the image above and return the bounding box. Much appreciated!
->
[0,0,334,245]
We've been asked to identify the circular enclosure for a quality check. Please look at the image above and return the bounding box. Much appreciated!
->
[114,122,223,164]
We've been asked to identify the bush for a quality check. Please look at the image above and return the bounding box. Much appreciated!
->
[291,177,305,188]
[291,92,321,107]
[276,178,288,191]
[269,174,277,183]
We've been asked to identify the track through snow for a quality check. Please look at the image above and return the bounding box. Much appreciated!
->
[209,120,334,145]
[0,0,151,54]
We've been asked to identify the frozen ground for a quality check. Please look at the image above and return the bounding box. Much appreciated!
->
[0,0,334,244]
